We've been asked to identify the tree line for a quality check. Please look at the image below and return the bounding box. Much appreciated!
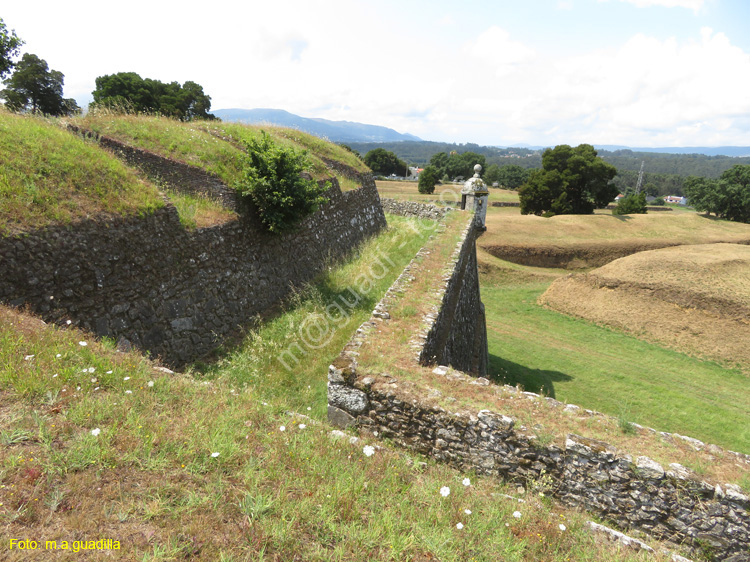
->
[0,18,214,120]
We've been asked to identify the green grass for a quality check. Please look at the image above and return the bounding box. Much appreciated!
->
[164,189,237,230]
[196,214,433,414]
[0,109,163,235]
[74,112,369,192]
[0,217,677,562]
[483,277,750,453]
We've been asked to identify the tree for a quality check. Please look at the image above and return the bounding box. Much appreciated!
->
[428,151,486,182]
[685,164,750,224]
[363,148,407,176]
[418,166,440,194]
[612,192,647,215]
[91,72,215,120]
[0,18,23,80]
[235,132,329,233]
[485,164,529,189]
[519,144,618,216]
[1,53,79,115]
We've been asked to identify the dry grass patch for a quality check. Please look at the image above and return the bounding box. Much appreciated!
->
[540,243,750,372]
[481,211,750,269]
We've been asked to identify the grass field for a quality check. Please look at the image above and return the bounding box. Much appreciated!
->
[0,216,673,562]
[478,250,750,455]
[376,179,520,204]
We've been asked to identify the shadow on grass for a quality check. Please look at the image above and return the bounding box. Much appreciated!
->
[488,354,573,399]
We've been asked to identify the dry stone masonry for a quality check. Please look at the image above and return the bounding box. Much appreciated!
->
[0,146,386,366]
[328,202,750,562]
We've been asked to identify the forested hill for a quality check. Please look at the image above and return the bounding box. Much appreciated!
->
[597,149,750,178]
[347,141,750,179]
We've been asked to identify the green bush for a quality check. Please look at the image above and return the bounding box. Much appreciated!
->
[612,192,647,215]
[235,132,329,233]
[418,166,440,194]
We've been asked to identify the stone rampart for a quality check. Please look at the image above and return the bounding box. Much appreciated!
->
[328,203,750,561]
[1,168,386,367]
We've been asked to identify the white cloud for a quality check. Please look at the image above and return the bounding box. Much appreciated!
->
[419,25,750,146]
[614,0,705,12]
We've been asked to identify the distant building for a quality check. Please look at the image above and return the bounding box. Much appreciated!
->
[664,195,687,205]
[408,166,423,179]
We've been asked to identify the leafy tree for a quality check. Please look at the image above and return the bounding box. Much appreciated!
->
[0,18,23,79]
[92,72,215,120]
[485,163,529,189]
[235,132,329,233]
[612,192,647,215]
[428,151,486,181]
[684,164,750,223]
[418,166,440,194]
[519,144,618,216]
[1,53,78,115]
[363,148,407,176]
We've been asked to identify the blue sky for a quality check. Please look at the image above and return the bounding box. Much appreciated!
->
[3,0,750,147]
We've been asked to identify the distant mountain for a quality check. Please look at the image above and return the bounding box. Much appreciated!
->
[594,145,750,158]
[212,108,421,143]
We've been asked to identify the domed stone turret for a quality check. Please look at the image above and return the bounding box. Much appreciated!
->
[460,164,489,229]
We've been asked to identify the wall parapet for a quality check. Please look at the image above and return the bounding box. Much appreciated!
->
[327,205,749,561]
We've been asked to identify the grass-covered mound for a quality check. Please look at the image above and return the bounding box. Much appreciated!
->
[481,211,750,269]
[0,109,163,235]
[539,243,750,373]
[72,112,370,191]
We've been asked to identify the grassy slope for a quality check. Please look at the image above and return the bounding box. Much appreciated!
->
[0,110,163,235]
[0,216,665,562]
[72,113,370,191]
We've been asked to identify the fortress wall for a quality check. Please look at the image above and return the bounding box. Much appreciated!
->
[0,175,386,367]
[327,203,749,562]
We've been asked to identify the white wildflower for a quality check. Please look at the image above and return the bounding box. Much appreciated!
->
[298,424,306,429]
[211,452,220,458]
[465,509,472,515]
[462,478,471,487]
[147,381,154,387]
[440,486,450,497]
[125,390,132,394]
[279,426,286,432]
[123,376,130,381]
[363,445,375,457]
[513,511,522,519]
[456,522,464,530]
[559,524,567,531]
[90,428,101,437]
[78,341,87,346]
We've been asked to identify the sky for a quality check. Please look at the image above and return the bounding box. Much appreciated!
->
[3,0,750,147]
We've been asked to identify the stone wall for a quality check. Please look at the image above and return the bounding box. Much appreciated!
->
[417,216,488,376]
[0,174,386,367]
[380,198,453,221]
[328,205,750,561]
